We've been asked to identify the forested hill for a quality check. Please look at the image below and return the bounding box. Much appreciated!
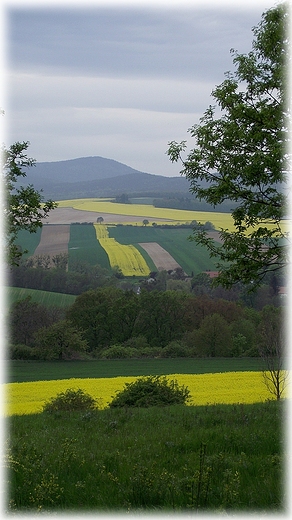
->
[21,156,191,200]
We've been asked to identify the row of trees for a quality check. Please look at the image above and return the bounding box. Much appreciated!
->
[8,257,121,295]
[8,287,283,362]
[8,252,286,311]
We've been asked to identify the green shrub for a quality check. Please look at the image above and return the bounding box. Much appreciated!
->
[9,344,40,360]
[100,345,137,359]
[123,335,149,350]
[109,375,191,408]
[161,340,190,358]
[42,388,98,413]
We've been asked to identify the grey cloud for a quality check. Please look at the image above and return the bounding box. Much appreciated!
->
[7,7,266,81]
[5,2,276,175]
[8,72,215,115]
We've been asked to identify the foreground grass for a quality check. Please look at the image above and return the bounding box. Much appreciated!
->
[6,400,285,512]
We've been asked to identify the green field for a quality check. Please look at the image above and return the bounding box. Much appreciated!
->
[16,223,219,276]
[68,224,111,269]
[6,287,76,309]
[7,357,263,383]
[109,226,219,275]
[15,228,42,257]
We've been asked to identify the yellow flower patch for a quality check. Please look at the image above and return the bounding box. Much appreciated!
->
[94,223,149,276]
[3,371,285,417]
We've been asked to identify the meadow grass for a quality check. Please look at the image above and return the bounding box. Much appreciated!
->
[4,371,277,416]
[8,357,263,383]
[6,400,285,512]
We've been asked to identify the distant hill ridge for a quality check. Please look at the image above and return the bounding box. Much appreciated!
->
[25,156,153,184]
[22,155,191,199]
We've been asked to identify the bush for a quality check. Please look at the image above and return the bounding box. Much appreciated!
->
[123,335,149,350]
[109,375,191,408]
[9,344,41,360]
[100,345,137,359]
[43,388,98,413]
[161,340,190,358]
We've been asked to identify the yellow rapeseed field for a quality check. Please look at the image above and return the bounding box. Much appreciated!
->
[94,224,149,276]
[58,198,236,228]
[3,372,284,417]
[57,198,290,232]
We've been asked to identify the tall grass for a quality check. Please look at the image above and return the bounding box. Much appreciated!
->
[6,400,285,512]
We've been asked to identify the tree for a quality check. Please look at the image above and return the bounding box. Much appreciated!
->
[167,4,289,288]
[142,219,149,226]
[3,141,57,265]
[34,320,88,360]
[257,305,288,400]
[96,216,104,224]
[9,296,60,346]
[195,313,232,357]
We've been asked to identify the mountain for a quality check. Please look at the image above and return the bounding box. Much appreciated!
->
[21,156,191,200]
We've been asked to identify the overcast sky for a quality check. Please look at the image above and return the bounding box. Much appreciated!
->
[3,0,277,177]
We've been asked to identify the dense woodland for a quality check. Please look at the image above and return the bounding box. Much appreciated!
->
[8,273,284,361]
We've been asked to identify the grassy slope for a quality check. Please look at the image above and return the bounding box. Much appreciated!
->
[7,400,284,512]
[7,358,263,383]
[109,226,218,275]
[6,287,76,309]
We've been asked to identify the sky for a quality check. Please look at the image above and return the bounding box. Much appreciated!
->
[2,0,278,177]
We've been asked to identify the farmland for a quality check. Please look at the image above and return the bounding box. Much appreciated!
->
[5,371,275,417]
[56,198,237,228]
[8,357,263,383]
[15,197,288,278]
[15,223,219,276]
[94,224,149,276]
[68,223,111,270]
[7,287,76,309]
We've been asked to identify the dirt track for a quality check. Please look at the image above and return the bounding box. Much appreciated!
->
[139,242,182,271]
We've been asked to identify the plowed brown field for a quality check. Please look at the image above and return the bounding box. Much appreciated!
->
[139,242,182,271]
[34,225,71,257]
